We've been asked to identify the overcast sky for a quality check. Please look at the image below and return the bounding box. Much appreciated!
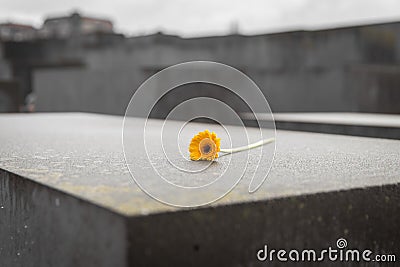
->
[1,0,400,37]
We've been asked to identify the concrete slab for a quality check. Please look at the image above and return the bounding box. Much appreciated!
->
[242,112,400,139]
[1,113,399,266]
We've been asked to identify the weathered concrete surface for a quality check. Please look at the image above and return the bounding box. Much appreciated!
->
[0,171,127,267]
[243,112,400,139]
[0,113,400,266]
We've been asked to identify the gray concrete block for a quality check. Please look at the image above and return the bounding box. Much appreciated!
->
[0,113,399,266]
[243,112,400,139]
[23,22,400,115]
[0,81,20,112]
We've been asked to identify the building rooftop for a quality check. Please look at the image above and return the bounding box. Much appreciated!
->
[0,23,36,30]
[43,12,112,26]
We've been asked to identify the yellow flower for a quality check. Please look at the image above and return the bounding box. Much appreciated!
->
[189,130,221,161]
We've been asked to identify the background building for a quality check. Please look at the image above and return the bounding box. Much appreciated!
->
[39,12,113,39]
[0,23,37,41]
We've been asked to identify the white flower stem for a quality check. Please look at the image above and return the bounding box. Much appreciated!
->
[220,138,275,154]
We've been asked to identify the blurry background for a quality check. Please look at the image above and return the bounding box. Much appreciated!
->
[0,0,400,116]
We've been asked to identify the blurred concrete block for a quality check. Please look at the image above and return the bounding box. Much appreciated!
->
[0,113,399,266]
[242,112,400,139]
[0,80,20,112]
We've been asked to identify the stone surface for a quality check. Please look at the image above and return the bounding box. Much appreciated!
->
[243,112,400,139]
[1,113,399,266]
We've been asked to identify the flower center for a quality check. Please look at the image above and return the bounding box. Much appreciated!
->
[199,138,216,157]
